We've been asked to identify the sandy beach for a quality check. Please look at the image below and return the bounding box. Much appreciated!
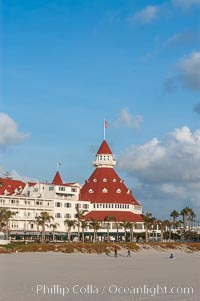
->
[0,249,199,301]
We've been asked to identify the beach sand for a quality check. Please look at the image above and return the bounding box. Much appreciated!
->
[0,249,199,301]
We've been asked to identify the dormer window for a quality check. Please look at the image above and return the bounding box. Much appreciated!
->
[113,178,116,182]
[103,178,107,182]
[102,188,108,193]
[89,189,94,193]
[93,179,97,182]
[116,188,121,193]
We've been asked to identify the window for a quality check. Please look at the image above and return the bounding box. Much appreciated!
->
[64,203,71,208]
[102,188,108,193]
[55,213,62,218]
[75,203,81,208]
[83,204,89,209]
[71,188,77,192]
[49,186,54,191]
[135,223,143,230]
[59,186,65,191]
[89,189,94,193]
[64,213,71,219]
[55,202,62,207]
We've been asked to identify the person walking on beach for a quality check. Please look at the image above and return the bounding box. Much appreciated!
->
[114,248,117,258]
[127,249,131,257]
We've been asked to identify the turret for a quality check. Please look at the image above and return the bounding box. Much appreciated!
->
[93,140,116,168]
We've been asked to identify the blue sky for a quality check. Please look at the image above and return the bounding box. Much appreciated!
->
[1,0,200,219]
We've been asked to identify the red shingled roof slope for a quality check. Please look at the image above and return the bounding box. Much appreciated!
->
[84,211,143,222]
[52,171,63,185]
[80,167,140,205]
[96,140,112,155]
[0,178,26,195]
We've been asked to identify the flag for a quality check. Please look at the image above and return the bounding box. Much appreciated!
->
[57,161,62,165]
[104,120,108,128]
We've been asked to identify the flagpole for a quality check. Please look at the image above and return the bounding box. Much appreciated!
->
[57,161,62,171]
[104,119,105,140]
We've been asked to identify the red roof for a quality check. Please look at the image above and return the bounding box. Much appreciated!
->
[80,167,140,205]
[96,140,112,155]
[0,178,26,196]
[52,171,63,185]
[84,211,143,222]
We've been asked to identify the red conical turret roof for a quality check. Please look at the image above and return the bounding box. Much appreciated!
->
[96,140,112,155]
[80,140,140,205]
[80,167,139,205]
[52,171,63,185]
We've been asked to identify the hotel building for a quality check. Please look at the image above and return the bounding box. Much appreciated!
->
[0,140,144,240]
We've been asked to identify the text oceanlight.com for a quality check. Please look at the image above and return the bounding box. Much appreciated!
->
[35,284,194,297]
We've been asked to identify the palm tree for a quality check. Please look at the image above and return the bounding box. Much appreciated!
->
[89,218,101,242]
[49,222,59,241]
[115,221,120,242]
[158,220,170,242]
[187,209,196,230]
[142,212,155,242]
[3,171,12,179]
[0,207,16,239]
[120,220,131,242]
[74,204,88,241]
[80,220,88,243]
[64,219,76,242]
[181,206,191,229]
[170,210,179,228]
[130,222,136,242]
[35,211,54,243]
[104,216,116,242]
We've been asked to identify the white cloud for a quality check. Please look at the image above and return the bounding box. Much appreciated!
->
[116,108,143,130]
[177,51,200,90]
[172,0,200,9]
[0,113,29,147]
[164,31,194,47]
[118,126,200,211]
[0,168,37,182]
[130,5,160,24]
